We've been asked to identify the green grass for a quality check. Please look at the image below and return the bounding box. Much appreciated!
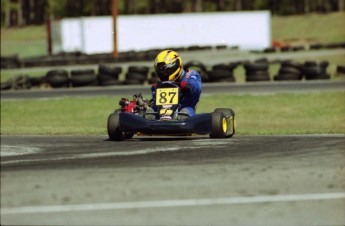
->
[272,12,345,43]
[0,25,47,58]
[1,92,344,135]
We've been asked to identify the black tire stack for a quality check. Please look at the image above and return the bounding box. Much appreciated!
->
[70,69,97,87]
[244,59,270,82]
[274,61,303,81]
[148,72,160,84]
[125,66,149,85]
[208,62,237,82]
[46,70,69,88]
[303,61,330,80]
[98,64,123,86]
[184,60,209,82]
[336,65,345,76]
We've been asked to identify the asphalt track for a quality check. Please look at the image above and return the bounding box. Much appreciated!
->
[1,135,345,225]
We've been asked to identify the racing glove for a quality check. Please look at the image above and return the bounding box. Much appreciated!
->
[180,80,191,91]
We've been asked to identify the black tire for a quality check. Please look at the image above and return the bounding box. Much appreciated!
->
[46,70,69,88]
[126,72,147,81]
[210,112,227,138]
[98,64,122,75]
[319,61,329,68]
[244,62,269,71]
[336,65,345,74]
[184,60,207,72]
[70,69,95,76]
[208,69,233,81]
[246,74,270,82]
[107,110,124,141]
[212,63,237,71]
[303,66,323,77]
[304,61,317,67]
[278,66,302,75]
[254,58,268,63]
[313,73,331,80]
[128,66,149,75]
[149,74,160,84]
[281,60,303,70]
[98,73,119,81]
[70,74,97,87]
[30,76,46,86]
[246,70,269,77]
[1,81,12,90]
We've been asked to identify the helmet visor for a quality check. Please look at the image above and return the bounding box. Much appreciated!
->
[155,61,181,81]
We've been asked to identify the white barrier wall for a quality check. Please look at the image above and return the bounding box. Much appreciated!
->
[51,11,271,54]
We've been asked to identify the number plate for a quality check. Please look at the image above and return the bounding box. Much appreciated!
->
[156,87,179,106]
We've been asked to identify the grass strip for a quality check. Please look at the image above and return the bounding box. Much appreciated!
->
[1,92,344,135]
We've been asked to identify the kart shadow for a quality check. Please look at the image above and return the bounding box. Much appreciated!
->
[104,135,208,142]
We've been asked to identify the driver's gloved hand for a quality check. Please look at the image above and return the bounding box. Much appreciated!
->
[180,80,190,91]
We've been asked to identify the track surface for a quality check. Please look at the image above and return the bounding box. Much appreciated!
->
[1,135,345,225]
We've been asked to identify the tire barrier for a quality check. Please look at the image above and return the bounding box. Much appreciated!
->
[336,65,345,75]
[184,60,209,82]
[1,55,21,69]
[124,66,150,85]
[70,69,97,87]
[274,60,303,81]
[0,60,337,91]
[208,62,238,82]
[303,60,330,80]
[0,75,31,90]
[148,72,160,84]
[244,59,270,82]
[98,64,122,86]
[46,70,69,88]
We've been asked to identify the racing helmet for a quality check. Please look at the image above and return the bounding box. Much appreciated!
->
[154,50,183,82]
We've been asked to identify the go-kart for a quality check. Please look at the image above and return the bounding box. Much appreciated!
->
[107,81,235,141]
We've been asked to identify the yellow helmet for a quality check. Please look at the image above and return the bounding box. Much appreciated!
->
[154,50,183,82]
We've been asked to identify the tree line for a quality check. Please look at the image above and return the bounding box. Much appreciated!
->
[1,0,345,27]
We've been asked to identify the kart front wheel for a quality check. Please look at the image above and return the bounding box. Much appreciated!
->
[210,112,227,138]
[107,110,125,141]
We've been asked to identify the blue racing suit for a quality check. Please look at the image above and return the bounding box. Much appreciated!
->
[151,69,202,116]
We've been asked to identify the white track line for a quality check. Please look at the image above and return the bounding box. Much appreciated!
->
[2,192,345,215]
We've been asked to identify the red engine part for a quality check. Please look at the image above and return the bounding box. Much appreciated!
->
[123,101,137,113]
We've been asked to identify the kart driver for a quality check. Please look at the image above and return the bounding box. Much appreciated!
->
[149,50,202,117]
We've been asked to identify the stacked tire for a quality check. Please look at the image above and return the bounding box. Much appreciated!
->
[208,62,237,82]
[70,69,97,87]
[125,66,149,85]
[148,72,160,84]
[184,60,209,82]
[46,70,69,88]
[244,59,270,82]
[98,64,122,86]
[274,61,303,81]
[336,65,345,76]
[303,61,330,80]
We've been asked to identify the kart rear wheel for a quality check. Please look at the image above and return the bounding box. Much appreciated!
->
[107,110,125,141]
[210,112,227,138]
